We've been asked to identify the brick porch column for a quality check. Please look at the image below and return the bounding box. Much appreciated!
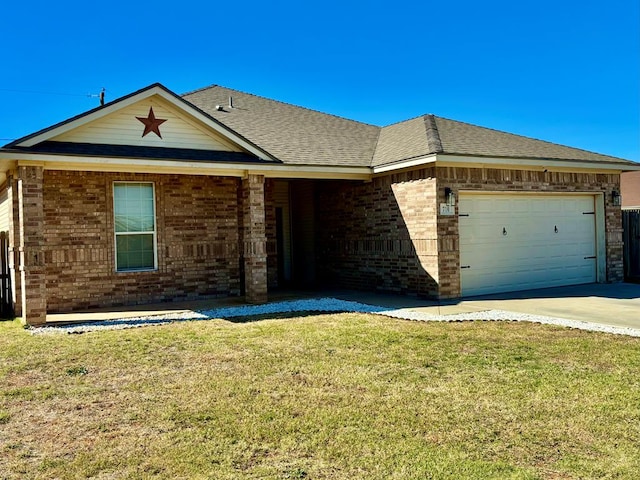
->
[242,174,268,304]
[7,174,22,318]
[17,165,47,326]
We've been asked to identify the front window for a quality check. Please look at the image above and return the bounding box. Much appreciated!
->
[113,182,156,271]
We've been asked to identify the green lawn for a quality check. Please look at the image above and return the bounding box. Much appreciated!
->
[1,313,639,479]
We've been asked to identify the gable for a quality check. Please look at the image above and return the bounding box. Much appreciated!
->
[7,83,277,162]
[2,82,636,176]
[51,95,239,152]
[372,116,437,167]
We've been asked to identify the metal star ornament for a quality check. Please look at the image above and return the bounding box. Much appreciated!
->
[136,107,167,138]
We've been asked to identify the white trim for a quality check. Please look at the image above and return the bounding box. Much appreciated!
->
[113,181,158,273]
[372,154,437,173]
[456,190,602,196]
[0,154,371,180]
[458,191,601,295]
[436,153,638,172]
[2,146,635,180]
[594,193,606,282]
[16,86,276,161]
[372,152,638,175]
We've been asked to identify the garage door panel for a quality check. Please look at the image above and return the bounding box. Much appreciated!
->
[459,194,597,296]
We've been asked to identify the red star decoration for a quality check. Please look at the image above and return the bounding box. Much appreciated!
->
[136,107,167,138]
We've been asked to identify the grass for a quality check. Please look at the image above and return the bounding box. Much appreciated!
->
[0,313,639,479]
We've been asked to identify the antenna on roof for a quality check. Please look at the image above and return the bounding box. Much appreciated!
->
[88,87,106,106]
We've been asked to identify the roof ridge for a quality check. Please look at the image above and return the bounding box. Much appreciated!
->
[180,83,219,97]
[369,129,383,167]
[380,112,432,128]
[182,84,380,129]
[424,114,443,154]
[432,115,628,161]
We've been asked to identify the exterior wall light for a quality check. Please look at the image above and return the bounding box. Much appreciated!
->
[612,190,622,207]
[445,187,455,205]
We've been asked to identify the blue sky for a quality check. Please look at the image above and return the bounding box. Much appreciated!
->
[1,0,638,161]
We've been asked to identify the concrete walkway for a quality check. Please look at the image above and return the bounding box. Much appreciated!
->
[45,283,640,332]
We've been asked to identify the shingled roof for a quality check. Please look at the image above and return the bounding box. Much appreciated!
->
[3,83,635,171]
[183,86,635,169]
[183,85,380,167]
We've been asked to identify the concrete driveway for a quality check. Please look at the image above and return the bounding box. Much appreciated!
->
[333,283,640,331]
[456,283,640,330]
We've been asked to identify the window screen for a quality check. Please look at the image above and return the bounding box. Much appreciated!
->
[114,182,156,271]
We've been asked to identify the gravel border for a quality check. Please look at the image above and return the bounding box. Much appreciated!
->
[29,297,640,337]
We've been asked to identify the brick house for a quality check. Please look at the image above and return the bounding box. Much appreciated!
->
[0,83,638,326]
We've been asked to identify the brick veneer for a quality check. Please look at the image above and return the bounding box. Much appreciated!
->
[316,168,439,296]
[316,166,623,299]
[42,170,242,313]
[11,165,622,321]
[437,167,623,297]
[241,174,268,303]
[264,179,278,289]
[18,166,47,324]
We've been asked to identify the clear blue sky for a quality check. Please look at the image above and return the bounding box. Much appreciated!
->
[1,0,638,161]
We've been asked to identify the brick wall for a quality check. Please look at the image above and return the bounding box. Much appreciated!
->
[38,166,622,311]
[43,171,241,312]
[316,166,622,299]
[19,166,47,324]
[264,179,278,289]
[241,174,267,303]
[437,166,624,296]
[316,168,439,296]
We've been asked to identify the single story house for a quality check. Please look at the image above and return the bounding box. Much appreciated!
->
[0,83,638,326]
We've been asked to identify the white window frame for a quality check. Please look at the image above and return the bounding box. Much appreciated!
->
[113,181,158,272]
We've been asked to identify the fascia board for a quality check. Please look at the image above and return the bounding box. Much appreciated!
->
[4,153,370,180]
[17,86,166,147]
[371,154,438,174]
[436,154,640,173]
[15,86,277,162]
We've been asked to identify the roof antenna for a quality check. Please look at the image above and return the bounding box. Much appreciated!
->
[87,87,106,106]
[228,96,233,109]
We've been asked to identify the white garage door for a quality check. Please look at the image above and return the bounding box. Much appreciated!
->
[459,194,597,296]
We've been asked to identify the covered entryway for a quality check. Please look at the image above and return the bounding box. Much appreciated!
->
[269,179,317,289]
[459,193,598,296]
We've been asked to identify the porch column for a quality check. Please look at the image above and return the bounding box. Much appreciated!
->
[17,165,46,326]
[7,173,22,318]
[242,174,268,304]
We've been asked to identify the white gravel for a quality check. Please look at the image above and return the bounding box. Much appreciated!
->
[29,297,640,337]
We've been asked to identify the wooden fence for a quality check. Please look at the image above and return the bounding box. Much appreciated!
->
[623,209,640,282]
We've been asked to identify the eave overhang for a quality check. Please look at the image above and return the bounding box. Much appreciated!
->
[0,150,371,181]
[6,83,277,163]
[372,153,640,175]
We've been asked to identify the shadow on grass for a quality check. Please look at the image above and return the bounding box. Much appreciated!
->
[220,310,353,324]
